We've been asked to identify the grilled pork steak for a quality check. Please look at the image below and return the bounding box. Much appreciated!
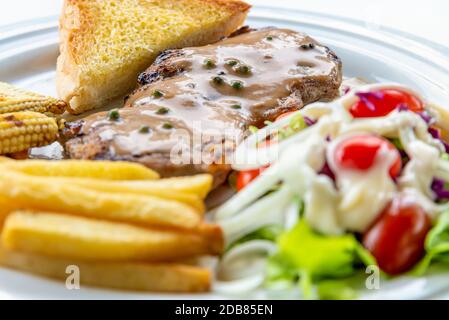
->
[65,28,342,186]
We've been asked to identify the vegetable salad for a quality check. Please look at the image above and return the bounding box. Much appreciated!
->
[214,83,449,299]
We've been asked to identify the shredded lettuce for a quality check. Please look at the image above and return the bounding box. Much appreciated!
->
[279,114,307,140]
[389,138,404,151]
[248,125,259,134]
[266,220,375,299]
[227,225,283,251]
[414,210,449,274]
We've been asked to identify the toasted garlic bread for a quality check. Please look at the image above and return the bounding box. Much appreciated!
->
[57,0,251,114]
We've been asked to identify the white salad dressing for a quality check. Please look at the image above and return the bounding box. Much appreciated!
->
[218,83,448,237]
[303,174,341,234]
[326,135,398,233]
[213,83,449,293]
[399,140,440,199]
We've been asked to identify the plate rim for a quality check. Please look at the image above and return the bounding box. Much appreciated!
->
[1,5,448,57]
[1,6,449,300]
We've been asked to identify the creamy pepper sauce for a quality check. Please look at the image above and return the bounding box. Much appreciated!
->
[77,28,341,160]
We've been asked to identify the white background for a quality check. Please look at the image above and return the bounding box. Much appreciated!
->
[0,0,449,47]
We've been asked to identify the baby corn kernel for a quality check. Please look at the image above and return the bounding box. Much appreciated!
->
[0,82,66,115]
[0,112,59,154]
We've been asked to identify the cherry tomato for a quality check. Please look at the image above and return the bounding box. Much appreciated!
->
[350,89,424,118]
[363,197,432,275]
[275,111,296,122]
[257,138,276,148]
[236,166,268,191]
[334,135,402,178]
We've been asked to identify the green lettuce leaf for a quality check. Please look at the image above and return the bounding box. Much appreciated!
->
[266,220,375,299]
[317,280,358,300]
[414,210,449,274]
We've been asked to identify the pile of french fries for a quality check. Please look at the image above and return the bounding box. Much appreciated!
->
[0,157,223,293]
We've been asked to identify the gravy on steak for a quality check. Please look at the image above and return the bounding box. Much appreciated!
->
[65,28,343,186]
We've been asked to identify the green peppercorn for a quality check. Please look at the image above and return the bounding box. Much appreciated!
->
[212,76,224,85]
[231,80,244,90]
[266,36,273,41]
[226,60,238,67]
[236,64,251,74]
[162,122,173,130]
[204,59,216,69]
[156,107,169,115]
[152,90,164,98]
[230,104,242,110]
[108,109,120,121]
[138,125,150,134]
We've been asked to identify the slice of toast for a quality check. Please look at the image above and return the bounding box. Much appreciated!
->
[57,0,251,114]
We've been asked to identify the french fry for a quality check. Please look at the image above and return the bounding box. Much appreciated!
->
[0,246,211,292]
[124,174,214,199]
[29,176,206,213]
[0,171,200,229]
[2,211,223,262]
[1,160,213,199]
[1,159,211,208]
[0,196,19,229]
[1,159,159,180]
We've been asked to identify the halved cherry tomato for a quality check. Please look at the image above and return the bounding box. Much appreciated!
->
[363,197,432,275]
[350,89,424,118]
[236,166,269,191]
[275,111,296,122]
[333,135,401,178]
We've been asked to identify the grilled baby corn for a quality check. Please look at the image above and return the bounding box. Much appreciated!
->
[0,82,66,115]
[0,112,59,154]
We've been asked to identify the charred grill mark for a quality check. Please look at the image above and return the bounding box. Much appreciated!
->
[137,66,183,86]
[154,49,184,64]
[228,25,254,38]
[324,46,342,64]
[136,50,187,87]
[62,120,85,139]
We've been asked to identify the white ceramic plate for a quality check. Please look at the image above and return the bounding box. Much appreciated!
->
[1,6,449,300]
